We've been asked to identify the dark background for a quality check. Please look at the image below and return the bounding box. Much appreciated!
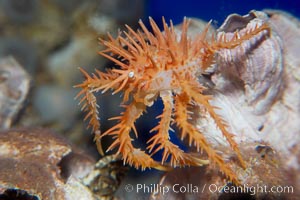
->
[145,0,300,27]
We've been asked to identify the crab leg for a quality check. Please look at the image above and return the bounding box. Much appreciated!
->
[147,91,209,167]
[195,94,244,168]
[75,68,131,154]
[100,101,165,170]
[174,92,239,184]
[180,79,246,168]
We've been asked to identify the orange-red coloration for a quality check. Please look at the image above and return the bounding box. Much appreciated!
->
[75,17,270,184]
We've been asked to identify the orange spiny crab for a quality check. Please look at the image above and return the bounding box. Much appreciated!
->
[75,17,270,183]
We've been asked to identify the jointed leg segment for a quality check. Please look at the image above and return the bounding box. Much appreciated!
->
[147,91,209,167]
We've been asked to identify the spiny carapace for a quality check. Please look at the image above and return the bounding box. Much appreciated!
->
[75,17,270,184]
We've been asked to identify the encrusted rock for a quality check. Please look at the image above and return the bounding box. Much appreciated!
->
[0,128,95,200]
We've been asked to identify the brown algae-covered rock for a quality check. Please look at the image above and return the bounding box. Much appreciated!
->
[0,128,95,200]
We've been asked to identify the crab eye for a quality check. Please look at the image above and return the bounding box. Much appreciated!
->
[128,71,135,78]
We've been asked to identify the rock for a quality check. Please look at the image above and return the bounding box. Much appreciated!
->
[0,57,30,129]
[0,128,95,200]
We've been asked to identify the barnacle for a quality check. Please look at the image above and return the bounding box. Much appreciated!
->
[75,17,270,184]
